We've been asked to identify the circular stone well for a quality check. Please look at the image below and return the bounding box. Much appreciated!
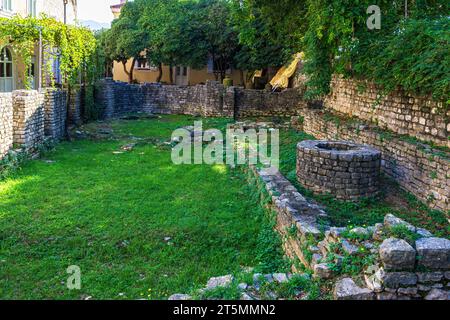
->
[297,140,381,201]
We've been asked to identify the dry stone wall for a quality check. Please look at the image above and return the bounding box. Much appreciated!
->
[12,90,45,151]
[0,88,77,161]
[94,78,305,119]
[247,165,450,300]
[0,93,13,159]
[44,88,67,140]
[325,76,449,148]
[235,87,305,118]
[296,109,449,212]
[68,86,82,126]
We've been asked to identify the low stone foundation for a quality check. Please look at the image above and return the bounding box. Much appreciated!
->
[12,90,45,152]
[247,165,450,300]
[295,109,449,212]
[297,140,381,200]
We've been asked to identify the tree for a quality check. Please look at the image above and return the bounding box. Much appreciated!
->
[195,0,239,82]
[104,1,147,83]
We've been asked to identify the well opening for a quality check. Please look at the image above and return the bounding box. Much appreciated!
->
[316,142,358,152]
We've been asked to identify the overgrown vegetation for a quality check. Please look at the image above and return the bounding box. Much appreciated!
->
[105,0,449,101]
[0,15,98,87]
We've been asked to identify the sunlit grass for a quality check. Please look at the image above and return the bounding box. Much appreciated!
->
[0,115,273,300]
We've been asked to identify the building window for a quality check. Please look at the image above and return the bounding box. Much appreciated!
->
[0,47,14,92]
[27,0,37,17]
[134,58,158,71]
[1,0,12,11]
[27,56,36,89]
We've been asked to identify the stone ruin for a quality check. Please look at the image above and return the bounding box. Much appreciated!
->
[297,140,381,201]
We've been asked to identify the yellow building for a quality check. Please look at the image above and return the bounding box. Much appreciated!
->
[110,0,246,86]
[0,0,77,92]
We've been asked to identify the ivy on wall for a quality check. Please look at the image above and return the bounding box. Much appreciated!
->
[0,15,98,89]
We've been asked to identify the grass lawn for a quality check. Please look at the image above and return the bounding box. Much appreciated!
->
[0,115,284,300]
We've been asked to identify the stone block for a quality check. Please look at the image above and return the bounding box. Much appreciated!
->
[334,278,374,300]
[416,237,450,270]
[379,238,416,270]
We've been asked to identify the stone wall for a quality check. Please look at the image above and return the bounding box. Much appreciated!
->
[296,109,449,212]
[68,86,82,126]
[0,88,76,160]
[247,165,450,300]
[95,78,305,119]
[0,93,13,159]
[325,76,449,148]
[44,88,67,140]
[235,87,305,118]
[12,90,45,152]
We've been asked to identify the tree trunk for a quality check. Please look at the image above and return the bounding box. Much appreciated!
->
[156,63,163,82]
[129,57,137,83]
[122,58,136,84]
[169,66,174,84]
[239,70,245,88]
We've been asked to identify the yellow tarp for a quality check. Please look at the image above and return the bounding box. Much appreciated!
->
[270,52,304,90]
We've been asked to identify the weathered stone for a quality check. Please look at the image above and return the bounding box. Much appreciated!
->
[416,272,444,283]
[264,274,274,283]
[416,237,450,270]
[377,292,397,300]
[384,214,416,232]
[272,273,289,284]
[364,273,383,293]
[372,223,385,241]
[350,227,371,237]
[424,289,449,300]
[313,263,334,279]
[445,271,450,280]
[417,284,432,292]
[380,272,418,289]
[379,238,416,270]
[416,228,433,238]
[241,293,255,300]
[311,253,323,266]
[397,287,418,296]
[206,275,234,290]
[334,278,374,300]
[341,239,359,256]
[238,283,248,291]
[168,294,192,301]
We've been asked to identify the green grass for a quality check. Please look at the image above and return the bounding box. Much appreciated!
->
[0,115,284,300]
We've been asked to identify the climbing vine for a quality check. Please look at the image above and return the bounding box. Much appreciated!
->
[0,15,98,89]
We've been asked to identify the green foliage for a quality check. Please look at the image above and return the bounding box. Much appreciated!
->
[0,15,97,87]
[0,150,28,180]
[351,17,450,102]
[254,210,290,273]
[389,225,421,244]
